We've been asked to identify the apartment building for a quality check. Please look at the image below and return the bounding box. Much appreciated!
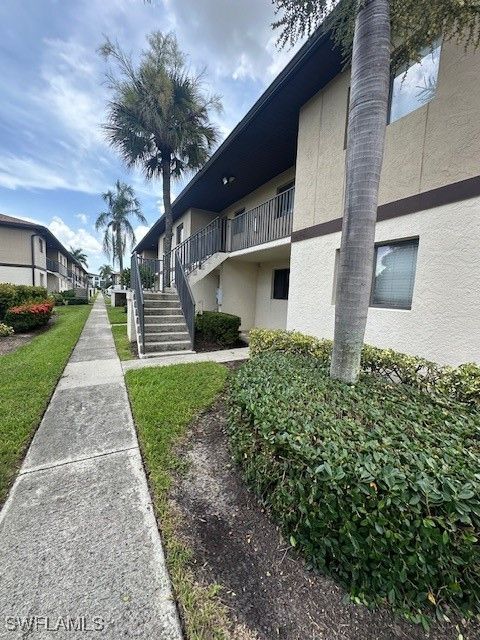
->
[133,28,480,365]
[0,213,89,292]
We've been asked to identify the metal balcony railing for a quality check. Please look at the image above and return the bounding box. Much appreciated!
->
[229,186,294,252]
[173,187,294,275]
[46,258,68,277]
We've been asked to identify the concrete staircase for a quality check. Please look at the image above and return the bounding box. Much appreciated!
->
[140,290,193,357]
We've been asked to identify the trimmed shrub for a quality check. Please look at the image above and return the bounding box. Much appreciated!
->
[51,292,66,306]
[228,352,480,623]
[249,329,480,407]
[4,301,54,332]
[195,311,241,347]
[66,298,88,305]
[0,323,14,337]
[0,283,48,319]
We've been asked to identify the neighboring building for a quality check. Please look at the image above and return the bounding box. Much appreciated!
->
[88,273,106,289]
[0,213,89,292]
[134,30,480,365]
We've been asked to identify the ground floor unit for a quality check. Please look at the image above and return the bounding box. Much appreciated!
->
[186,195,479,366]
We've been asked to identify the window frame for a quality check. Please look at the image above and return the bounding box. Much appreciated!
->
[369,237,419,311]
[232,207,246,235]
[176,223,184,246]
[387,40,442,125]
[272,268,290,301]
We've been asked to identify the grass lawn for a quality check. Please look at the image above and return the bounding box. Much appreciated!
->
[105,299,127,325]
[0,304,91,503]
[111,324,135,360]
[125,362,230,639]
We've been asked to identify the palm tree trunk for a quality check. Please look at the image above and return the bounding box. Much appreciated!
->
[117,227,123,275]
[162,155,173,288]
[330,0,391,384]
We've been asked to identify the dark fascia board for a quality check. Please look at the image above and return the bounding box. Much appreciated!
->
[136,20,342,253]
[0,219,89,274]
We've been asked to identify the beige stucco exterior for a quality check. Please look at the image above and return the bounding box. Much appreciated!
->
[0,223,88,292]
[293,40,480,231]
[287,196,480,365]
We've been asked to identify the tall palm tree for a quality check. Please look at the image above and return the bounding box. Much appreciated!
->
[100,32,221,285]
[273,0,480,383]
[70,247,88,268]
[95,180,147,274]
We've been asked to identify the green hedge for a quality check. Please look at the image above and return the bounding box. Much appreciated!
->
[195,311,240,347]
[249,329,480,408]
[0,283,48,319]
[66,298,89,305]
[228,352,480,624]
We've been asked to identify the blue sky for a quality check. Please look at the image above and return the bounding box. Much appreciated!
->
[0,0,300,273]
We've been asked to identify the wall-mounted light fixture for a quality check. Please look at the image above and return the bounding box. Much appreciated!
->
[222,175,236,186]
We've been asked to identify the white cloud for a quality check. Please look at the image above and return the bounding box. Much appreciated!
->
[76,213,88,224]
[134,224,150,245]
[48,216,103,257]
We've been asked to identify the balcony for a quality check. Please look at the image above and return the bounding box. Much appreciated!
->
[175,186,294,275]
[46,258,68,277]
[229,186,294,252]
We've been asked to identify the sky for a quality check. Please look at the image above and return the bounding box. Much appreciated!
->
[0,0,301,273]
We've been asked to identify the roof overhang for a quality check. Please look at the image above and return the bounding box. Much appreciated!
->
[136,24,343,253]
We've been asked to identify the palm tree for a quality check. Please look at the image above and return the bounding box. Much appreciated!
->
[273,0,480,383]
[70,247,88,268]
[99,264,113,280]
[95,180,147,274]
[100,32,221,285]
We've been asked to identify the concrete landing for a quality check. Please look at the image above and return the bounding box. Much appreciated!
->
[0,297,182,639]
[122,346,250,372]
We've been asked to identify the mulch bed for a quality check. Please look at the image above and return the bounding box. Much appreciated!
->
[194,338,247,353]
[0,317,56,356]
[170,370,479,640]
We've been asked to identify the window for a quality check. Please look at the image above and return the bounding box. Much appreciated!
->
[232,208,245,234]
[38,238,43,253]
[176,223,184,245]
[272,268,290,300]
[389,40,441,124]
[371,239,419,309]
[275,181,295,218]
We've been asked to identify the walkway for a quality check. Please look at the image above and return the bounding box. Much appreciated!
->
[123,346,249,372]
[0,297,182,639]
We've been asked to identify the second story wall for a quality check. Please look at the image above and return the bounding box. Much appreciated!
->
[221,167,296,220]
[293,39,480,232]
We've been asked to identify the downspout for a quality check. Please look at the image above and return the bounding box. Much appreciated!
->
[30,234,38,286]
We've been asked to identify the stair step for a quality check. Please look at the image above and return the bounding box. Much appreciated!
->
[144,300,180,309]
[144,315,186,326]
[143,292,178,300]
[145,322,188,333]
[144,340,192,353]
[144,307,182,316]
[144,299,179,308]
[145,331,190,343]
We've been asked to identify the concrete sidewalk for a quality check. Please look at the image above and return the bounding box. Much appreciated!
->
[0,297,182,639]
[123,346,249,372]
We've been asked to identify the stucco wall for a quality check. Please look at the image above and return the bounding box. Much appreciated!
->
[192,271,218,313]
[287,196,480,365]
[0,227,47,267]
[293,39,480,232]
[254,261,289,330]
[219,260,258,330]
[0,265,32,286]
